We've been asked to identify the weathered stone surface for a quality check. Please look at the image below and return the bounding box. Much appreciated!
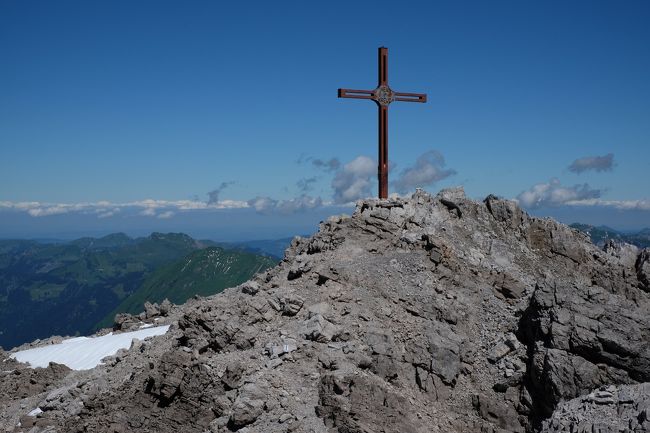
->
[241,280,260,296]
[2,189,649,433]
[222,361,244,390]
[302,314,339,343]
[521,277,650,417]
[542,383,650,433]
[230,396,265,427]
[281,294,304,316]
[473,393,524,432]
[484,194,526,230]
[317,372,422,433]
[113,312,140,331]
[492,271,527,299]
[144,301,160,318]
[428,325,462,386]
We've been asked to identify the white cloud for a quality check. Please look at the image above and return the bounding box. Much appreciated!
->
[27,206,69,217]
[516,178,602,208]
[22,202,103,217]
[248,196,276,213]
[276,195,322,214]
[0,199,250,218]
[157,211,174,219]
[393,150,456,194]
[562,198,650,210]
[331,156,376,204]
[139,208,157,217]
[247,194,322,214]
[213,199,249,209]
[97,209,119,219]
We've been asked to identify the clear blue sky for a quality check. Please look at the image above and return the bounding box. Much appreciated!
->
[1,1,649,238]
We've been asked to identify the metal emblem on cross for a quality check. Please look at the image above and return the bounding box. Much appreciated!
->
[338,47,427,199]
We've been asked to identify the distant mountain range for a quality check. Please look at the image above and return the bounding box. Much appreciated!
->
[570,224,650,248]
[0,233,279,349]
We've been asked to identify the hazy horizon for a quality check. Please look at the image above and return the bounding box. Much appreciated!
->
[1,193,648,243]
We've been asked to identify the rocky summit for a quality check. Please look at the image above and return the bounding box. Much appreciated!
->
[2,188,650,433]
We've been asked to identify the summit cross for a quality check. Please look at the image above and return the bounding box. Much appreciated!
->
[338,47,427,199]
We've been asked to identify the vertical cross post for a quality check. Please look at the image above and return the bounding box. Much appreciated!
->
[377,48,389,198]
[338,47,426,199]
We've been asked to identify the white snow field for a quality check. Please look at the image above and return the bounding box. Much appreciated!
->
[11,325,170,370]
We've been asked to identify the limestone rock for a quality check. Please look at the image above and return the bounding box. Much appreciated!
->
[230,396,265,428]
[2,189,649,433]
[542,383,650,433]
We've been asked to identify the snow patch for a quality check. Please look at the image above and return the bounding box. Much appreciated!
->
[27,407,43,416]
[11,326,170,371]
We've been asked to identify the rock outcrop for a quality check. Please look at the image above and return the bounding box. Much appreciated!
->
[1,188,649,433]
[543,383,650,433]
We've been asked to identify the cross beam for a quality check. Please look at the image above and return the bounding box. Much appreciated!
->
[338,47,427,199]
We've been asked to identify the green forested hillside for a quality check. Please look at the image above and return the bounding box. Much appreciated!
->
[0,233,277,349]
[98,247,277,328]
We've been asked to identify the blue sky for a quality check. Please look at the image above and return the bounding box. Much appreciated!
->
[1,1,649,239]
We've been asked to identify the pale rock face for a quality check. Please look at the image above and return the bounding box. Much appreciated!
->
[1,188,649,433]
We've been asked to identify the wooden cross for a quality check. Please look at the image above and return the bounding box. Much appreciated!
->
[338,47,427,199]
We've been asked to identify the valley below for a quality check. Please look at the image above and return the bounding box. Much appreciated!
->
[0,233,279,350]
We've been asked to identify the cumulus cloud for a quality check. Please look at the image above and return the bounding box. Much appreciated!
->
[568,153,614,174]
[247,196,277,213]
[392,150,456,194]
[247,194,322,214]
[516,178,603,208]
[207,181,235,204]
[331,156,376,204]
[277,195,322,213]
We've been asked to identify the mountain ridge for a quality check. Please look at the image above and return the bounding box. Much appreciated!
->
[570,223,650,248]
[1,188,649,433]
